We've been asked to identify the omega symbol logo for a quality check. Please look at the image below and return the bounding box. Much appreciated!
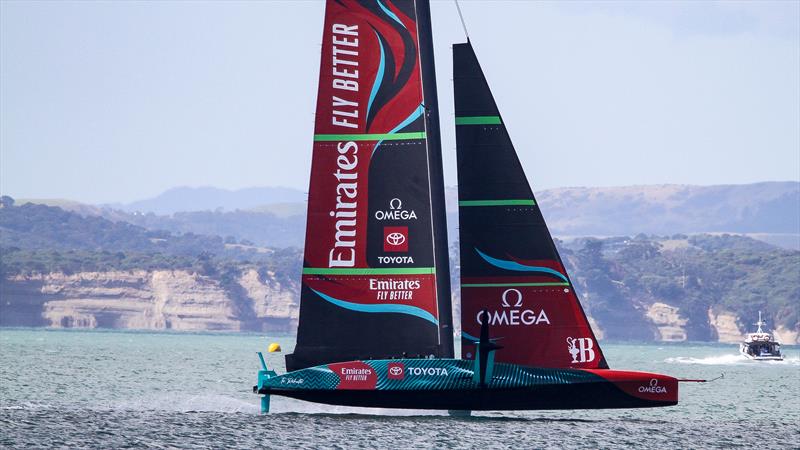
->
[501,288,523,308]
[638,377,668,394]
[390,198,402,210]
[386,232,406,246]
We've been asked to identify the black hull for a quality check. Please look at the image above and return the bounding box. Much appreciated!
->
[260,384,675,411]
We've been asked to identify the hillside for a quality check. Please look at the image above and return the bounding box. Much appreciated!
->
[536,182,800,236]
[110,186,307,215]
[27,182,796,250]
[1,198,797,342]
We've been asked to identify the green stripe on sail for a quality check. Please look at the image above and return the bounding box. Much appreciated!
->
[459,199,536,207]
[313,132,426,142]
[303,267,435,275]
[455,116,501,125]
[461,282,570,288]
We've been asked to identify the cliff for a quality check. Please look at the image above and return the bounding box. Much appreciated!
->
[1,200,797,343]
[2,269,797,344]
[0,269,299,333]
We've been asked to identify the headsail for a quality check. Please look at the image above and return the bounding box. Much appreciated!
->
[287,0,453,372]
[454,41,608,369]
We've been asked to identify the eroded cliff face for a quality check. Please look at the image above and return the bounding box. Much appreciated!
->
[236,269,299,333]
[708,310,743,343]
[773,327,799,345]
[646,302,688,342]
[0,270,299,332]
[1,271,797,344]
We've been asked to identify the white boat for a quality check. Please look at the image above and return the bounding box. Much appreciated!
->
[739,312,783,361]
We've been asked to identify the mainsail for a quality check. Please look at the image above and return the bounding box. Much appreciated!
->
[454,41,608,369]
[287,0,452,372]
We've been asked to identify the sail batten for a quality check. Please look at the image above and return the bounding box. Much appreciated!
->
[454,41,608,370]
[455,116,502,125]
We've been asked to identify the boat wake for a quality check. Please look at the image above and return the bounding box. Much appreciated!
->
[269,397,449,416]
[665,354,800,366]
[117,394,259,414]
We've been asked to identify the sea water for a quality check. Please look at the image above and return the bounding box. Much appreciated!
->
[1,329,798,449]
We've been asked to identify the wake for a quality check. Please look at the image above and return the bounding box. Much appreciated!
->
[665,354,800,366]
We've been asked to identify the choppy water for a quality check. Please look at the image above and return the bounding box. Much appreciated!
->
[1,329,798,449]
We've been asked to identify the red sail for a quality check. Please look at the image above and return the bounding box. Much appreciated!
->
[287,0,452,372]
[454,41,608,370]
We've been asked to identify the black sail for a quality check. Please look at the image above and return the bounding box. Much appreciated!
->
[454,41,608,369]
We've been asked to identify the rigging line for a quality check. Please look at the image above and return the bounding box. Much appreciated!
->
[678,373,725,383]
[454,0,470,40]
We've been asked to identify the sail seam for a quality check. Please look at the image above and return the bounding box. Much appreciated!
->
[461,282,569,288]
[314,132,426,141]
[455,116,501,125]
[459,199,535,206]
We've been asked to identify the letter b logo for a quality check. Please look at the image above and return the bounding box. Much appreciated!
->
[567,337,596,363]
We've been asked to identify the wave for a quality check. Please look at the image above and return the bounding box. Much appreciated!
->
[665,354,800,366]
[113,394,259,413]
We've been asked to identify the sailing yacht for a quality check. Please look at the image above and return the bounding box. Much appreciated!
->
[253,0,680,412]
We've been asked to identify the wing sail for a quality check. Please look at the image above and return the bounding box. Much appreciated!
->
[455,41,608,370]
[287,0,452,371]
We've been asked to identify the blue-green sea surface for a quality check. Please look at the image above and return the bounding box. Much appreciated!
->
[1,328,798,449]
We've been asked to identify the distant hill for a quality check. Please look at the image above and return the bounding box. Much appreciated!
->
[533,182,800,236]
[112,186,307,215]
[11,182,799,249]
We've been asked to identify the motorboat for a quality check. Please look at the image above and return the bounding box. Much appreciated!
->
[740,312,783,361]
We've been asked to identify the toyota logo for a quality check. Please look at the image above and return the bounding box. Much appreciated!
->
[389,366,403,376]
[386,232,406,246]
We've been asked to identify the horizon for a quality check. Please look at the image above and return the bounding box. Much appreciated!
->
[2,1,799,203]
[3,179,799,206]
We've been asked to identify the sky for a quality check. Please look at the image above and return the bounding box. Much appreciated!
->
[1,0,798,204]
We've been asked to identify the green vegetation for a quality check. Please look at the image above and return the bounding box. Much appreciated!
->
[1,199,797,336]
[0,201,301,285]
[560,234,799,337]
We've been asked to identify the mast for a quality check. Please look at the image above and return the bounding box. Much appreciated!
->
[415,0,454,358]
[286,0,453,371]
[755,311,765,333]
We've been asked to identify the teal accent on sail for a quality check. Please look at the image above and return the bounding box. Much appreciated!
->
[303,267,435,275]
[367,30,386,119]
[377,0,405,28]
[390,104,425,134]
[314,132,426,142]
[459,199,535,207]
[310,288,439,325]
[475,248,568,282]
[373,104,425,156]
[461,331,479,343]
[455,116,501,125]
